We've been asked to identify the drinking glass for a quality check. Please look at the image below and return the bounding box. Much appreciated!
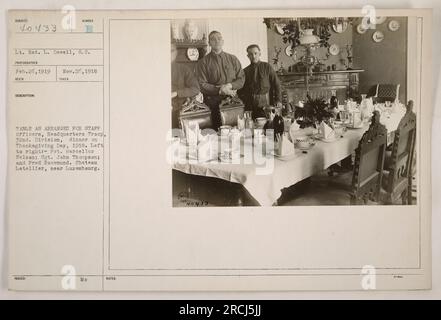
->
[237,114,245,131]
[244,111,252,120]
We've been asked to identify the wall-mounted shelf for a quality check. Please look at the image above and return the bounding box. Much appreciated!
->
[172,39,208,48]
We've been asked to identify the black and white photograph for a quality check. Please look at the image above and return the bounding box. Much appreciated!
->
[3,6,435,295]
[170,16,417,207]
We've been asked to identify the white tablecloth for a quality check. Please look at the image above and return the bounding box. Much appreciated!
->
[172,109,404,206]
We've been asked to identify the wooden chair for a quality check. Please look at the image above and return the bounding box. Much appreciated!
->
[381,100,416,204]
[179,95,212,131]
[219,96,245,127]
[349,110,388,204]
[305,111,387,205]
[368,84,400,103]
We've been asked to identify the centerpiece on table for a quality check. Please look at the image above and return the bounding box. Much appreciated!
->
[294,95,334,129]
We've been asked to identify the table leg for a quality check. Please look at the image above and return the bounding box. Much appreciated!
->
[341,155,353,169]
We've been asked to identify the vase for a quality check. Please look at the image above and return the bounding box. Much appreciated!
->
[183,20,198,40]
[330,90,339,109]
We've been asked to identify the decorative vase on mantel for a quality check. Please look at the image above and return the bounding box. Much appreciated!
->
[183,20,199,41]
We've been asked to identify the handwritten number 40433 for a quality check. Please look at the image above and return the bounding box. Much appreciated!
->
[19,23,57,33]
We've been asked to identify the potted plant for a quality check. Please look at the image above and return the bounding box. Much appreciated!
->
[294,95,334,129]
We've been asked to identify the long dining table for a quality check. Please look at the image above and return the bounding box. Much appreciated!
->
[172,106,405,206]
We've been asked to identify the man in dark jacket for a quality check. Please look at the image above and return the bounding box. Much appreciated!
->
[239,44,282,118]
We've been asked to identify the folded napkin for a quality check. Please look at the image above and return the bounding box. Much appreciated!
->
[276,132,294,156]
[320,121,335,140]
[185,121,200,146]
[391,101,406,115]
[352,111,363,128]
[230,129,241,153]
[288,121,301,143]
[366,97,374,110]
[197,133,218,162]
[360,97,374,119]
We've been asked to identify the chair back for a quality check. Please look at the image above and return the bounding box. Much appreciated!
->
[351,111,388,203]
[372,84,400,103]
[179,96,212,130]
[385,100,417,196]
[219,96,245,127]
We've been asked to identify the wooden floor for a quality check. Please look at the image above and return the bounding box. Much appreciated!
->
[172,170,417,207]
[279,171,417,206]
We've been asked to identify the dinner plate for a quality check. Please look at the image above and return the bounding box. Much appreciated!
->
[275,23,286,35]
[285,45,293,57]
[328,43,340,56]
[356,24,367,34]
[388,20,400,32]
[296,144,315,151]
[319,136,340,143]
[295,140,316,150]
[346,124,364,129]
[218,154,243,163]
[270,151,297,161]
[372,30,385,43]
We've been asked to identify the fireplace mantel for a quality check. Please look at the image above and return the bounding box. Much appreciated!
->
[278,69,364,104]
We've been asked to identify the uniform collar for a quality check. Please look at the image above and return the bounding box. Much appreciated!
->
[210,50,224,57]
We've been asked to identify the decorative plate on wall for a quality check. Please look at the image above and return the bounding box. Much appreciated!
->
[275,23,286,35]
[332,19,349,33]
[372,30,385,43]
[388,20,400,31]
[357,23,367,34]
[186,47,199,61]
[328,43,340,56]
[285,45,294,57]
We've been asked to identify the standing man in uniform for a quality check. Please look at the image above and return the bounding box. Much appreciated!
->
[239,44,282,118]
[196,31,245,129]
[171,42,200,129]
